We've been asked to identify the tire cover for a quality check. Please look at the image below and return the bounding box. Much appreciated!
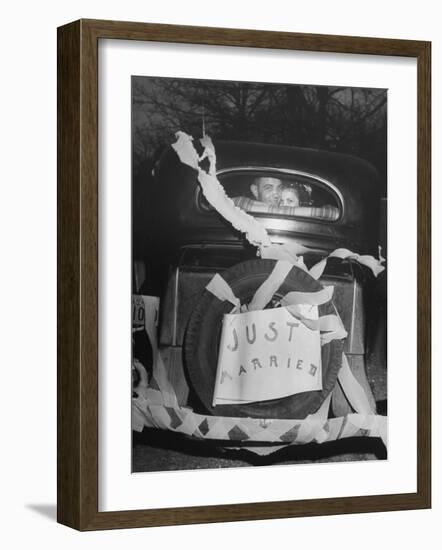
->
[184,259,344,419]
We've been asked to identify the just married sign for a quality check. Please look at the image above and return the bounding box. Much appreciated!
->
[212,306,323,406]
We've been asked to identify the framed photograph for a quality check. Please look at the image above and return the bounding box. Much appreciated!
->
[57,19,431,530]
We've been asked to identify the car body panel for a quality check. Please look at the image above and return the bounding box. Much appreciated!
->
[146,139,385,412]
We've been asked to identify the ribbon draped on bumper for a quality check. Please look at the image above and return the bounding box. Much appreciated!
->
[132,357,387,452]
[132,262,386,454]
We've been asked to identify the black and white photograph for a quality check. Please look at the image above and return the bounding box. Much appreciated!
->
[131,75,388,472]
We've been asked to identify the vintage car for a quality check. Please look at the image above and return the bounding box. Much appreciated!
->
[135,140,386,420]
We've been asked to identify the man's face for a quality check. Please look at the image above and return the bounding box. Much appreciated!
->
[251,177,282,206]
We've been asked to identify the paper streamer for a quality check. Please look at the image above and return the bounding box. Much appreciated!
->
[337,353,375,414]
[260,242,310,265]
[281,286,334,307]
[206,274,241,310]
[132,346,387,452]
[297,392,332,444]
[132,385,387,451]
[197,170,271,247]
[150,353,179,408]
[199,135,217,175]
[285,305,320,331]
[173,132,386,280]
[171,131,200,170]
[247,260,293,311]
[173,131,271,247]
[309,248,385,280]
[132,271,374,455]
[206,271,346,345]
[157,132,387,454]
[321,327,348,346]
[348,412,388,448]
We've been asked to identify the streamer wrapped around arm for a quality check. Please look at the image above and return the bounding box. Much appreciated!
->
[172,132,271,248]
[197,170,271,247]
[171,132,385,277]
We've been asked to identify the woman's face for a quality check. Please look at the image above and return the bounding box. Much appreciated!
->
[281,187,300,207]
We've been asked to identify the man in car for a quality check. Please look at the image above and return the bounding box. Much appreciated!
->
[232,178,338,220]
[250,176,283,207]
[233,176,285,213]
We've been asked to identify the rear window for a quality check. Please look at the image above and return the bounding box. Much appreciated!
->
[199,170,341,221]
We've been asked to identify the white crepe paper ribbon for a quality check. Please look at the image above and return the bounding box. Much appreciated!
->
[131,406,146,432]
[281,285,334,307]
[247,260,293,311]
[347,413,388,448]
[132,360,169,410]
[378,245,386,265]
[132,373,388,452]
[296,392,332,444]
[172,133,387,281]
[230,410,387,454]
[171,131,200,170]
[285,304,320,331]
[260,242,310,266]
[132,348,387,450]
[172,131,271,248]
[199,135,217,175]
[132,360,151,430]
[206,273,241,311]
[207,269,346,342]
[132,359,148,392]
[309,247,385,280]
[149,352,179,408]
[319,313,348,345]
[284,308,347,342]
[337,353,375,414]
[197,170,271,247]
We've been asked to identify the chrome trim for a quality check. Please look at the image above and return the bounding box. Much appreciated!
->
[216,165,345,220]
[349,278,357,352]
[172,267,179,347]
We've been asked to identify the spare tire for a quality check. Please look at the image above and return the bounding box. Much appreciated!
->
[184,259,344,419]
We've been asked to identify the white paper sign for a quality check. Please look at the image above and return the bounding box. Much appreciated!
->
[213,306,322,405]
